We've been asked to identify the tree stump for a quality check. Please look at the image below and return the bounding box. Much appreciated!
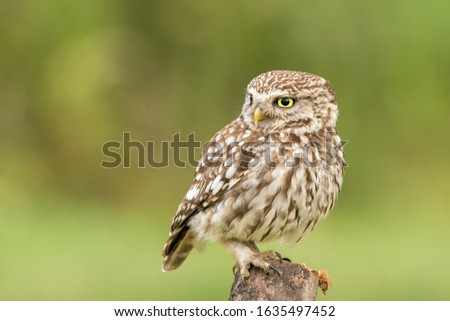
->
[229,253,331,301]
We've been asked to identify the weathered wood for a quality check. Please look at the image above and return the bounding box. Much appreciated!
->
[229,254,331,301]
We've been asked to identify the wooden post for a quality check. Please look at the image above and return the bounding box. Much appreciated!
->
[229,255,331,301]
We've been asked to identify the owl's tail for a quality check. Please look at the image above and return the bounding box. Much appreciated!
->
[161,225,195,272]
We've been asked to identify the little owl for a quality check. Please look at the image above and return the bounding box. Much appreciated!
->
[162,70,345,277]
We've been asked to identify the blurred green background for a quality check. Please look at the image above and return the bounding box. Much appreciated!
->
[1,0,450,300]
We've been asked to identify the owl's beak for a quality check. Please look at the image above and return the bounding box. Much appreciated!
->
[254,107,266,125]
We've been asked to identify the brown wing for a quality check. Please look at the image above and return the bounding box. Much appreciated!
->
[161,119,256,271]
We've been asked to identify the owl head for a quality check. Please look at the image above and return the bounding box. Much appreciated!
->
[241,70,338,133]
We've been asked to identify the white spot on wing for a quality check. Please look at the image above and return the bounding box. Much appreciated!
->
[211,175,224,195]
[185,187,200,200]
[225,136,235,145]
[226,165,238,179]
[224,157,232,167]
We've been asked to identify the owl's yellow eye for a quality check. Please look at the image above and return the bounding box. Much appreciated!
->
[276,97,295,108]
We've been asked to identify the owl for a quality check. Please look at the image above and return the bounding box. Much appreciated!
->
[162,70,345,277]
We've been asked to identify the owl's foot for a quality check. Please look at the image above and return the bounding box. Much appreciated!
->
[237,251,281,278]
[222,241,281,278]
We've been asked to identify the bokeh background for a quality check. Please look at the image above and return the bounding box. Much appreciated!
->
[1,0,450,300]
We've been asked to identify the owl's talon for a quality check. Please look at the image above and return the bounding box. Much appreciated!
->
[232,264,239,276]
[240,263,251,278]
[275,251,283,262]
[268,264,281,276]
[274,251,291,262]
